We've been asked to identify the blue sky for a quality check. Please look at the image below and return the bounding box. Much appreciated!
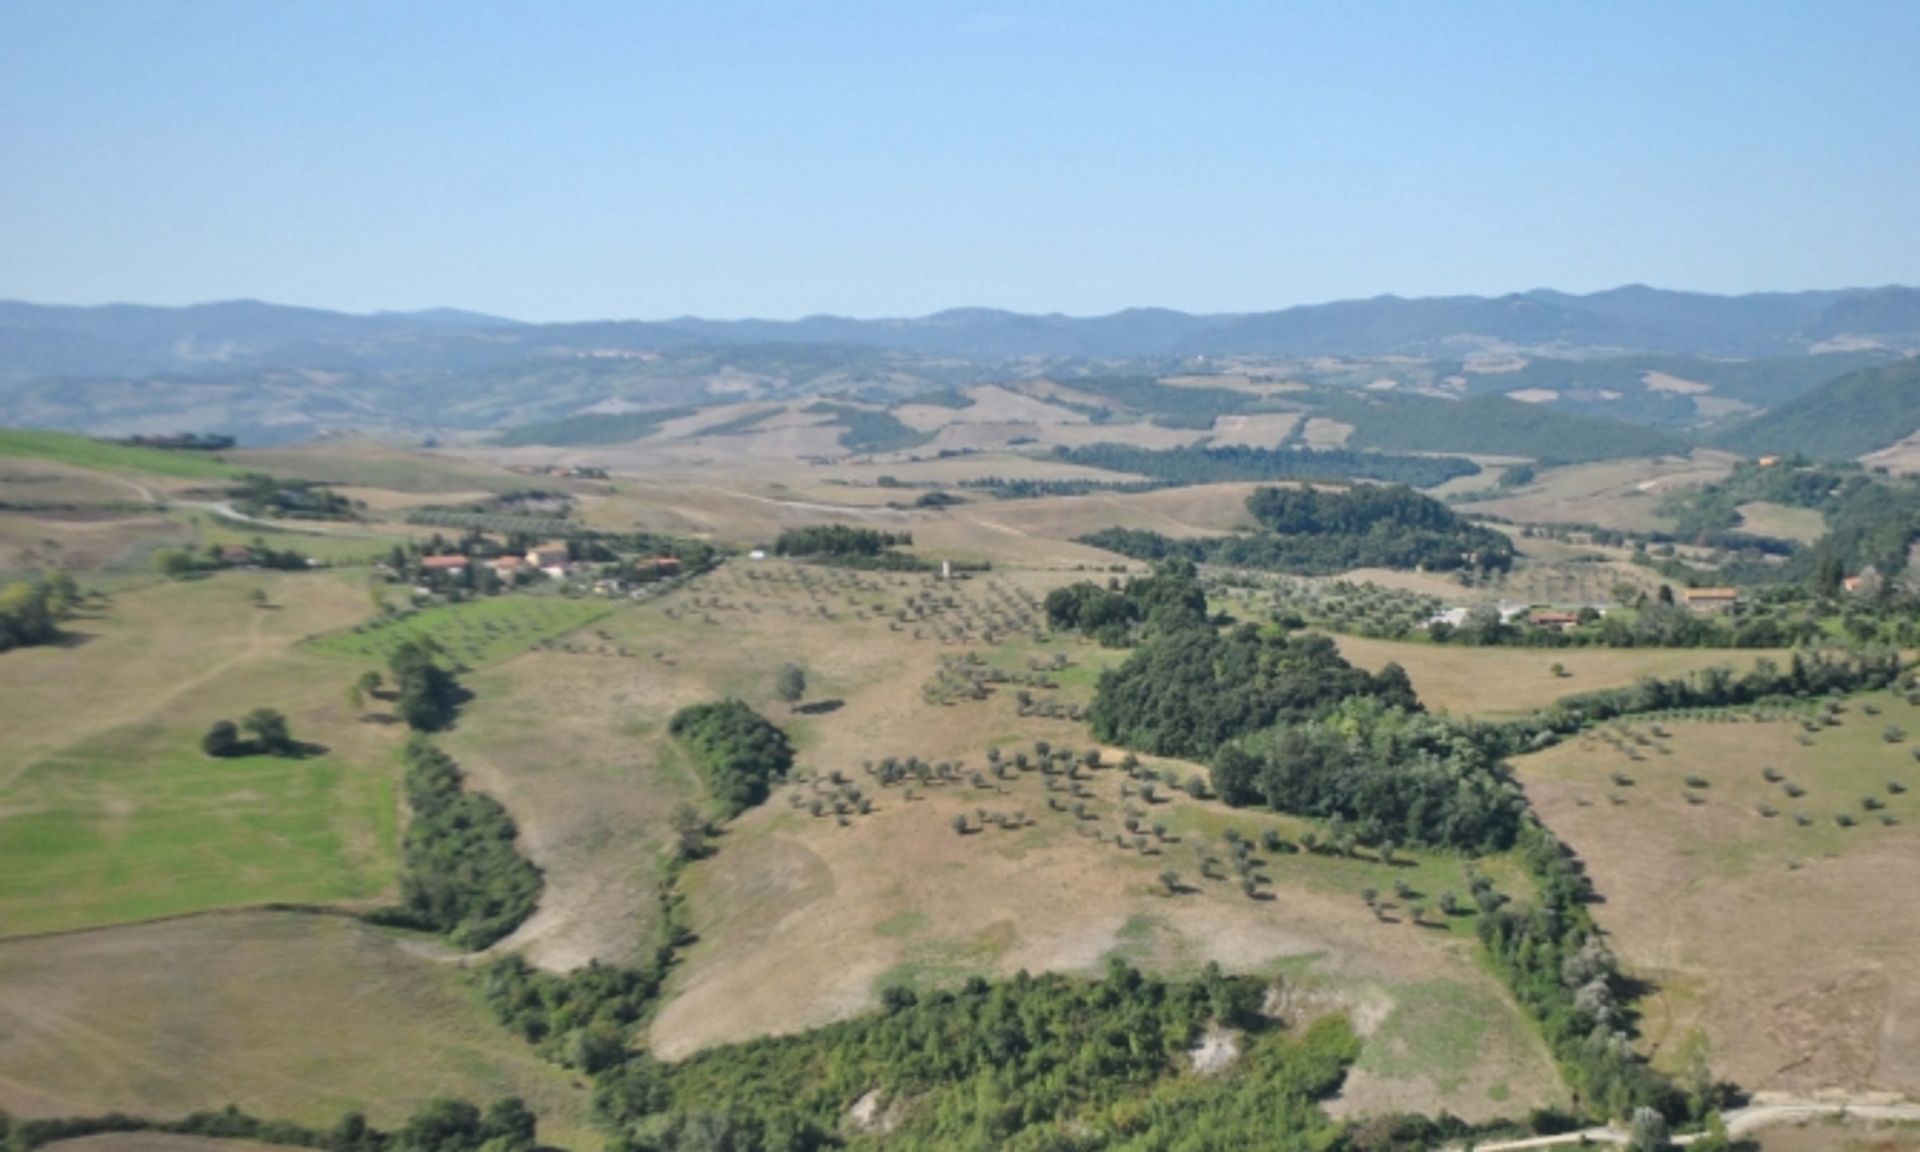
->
[1,1,1915,321]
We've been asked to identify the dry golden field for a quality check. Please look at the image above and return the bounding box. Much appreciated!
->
[1516,695,1920,1097]
[1334,634,1791,718]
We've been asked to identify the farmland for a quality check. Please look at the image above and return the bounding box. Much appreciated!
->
[0,913,597,1148]
[1334,634,1792,718]
[1516,691,1920,1096]
[4,417,1916,1151]
[304,594,613,668]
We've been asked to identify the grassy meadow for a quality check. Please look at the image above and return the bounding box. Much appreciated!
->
[0,429,243,481]
[0,569,407,937]
[0,913,598,1148]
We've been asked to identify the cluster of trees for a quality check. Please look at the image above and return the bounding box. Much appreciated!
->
[0,572,75,652]
[228,473,359,520]
[1043,560,1209,645]
[1212,698,1528,852]
[800,401,933,453]
[1087,621,1419,760]
[389,639,463,731]
[1081,485,1514,577]
[375,736,542,951]
[668,699,794,817]
[154,540,314,578]
[201,708,296,758]
[771,525,913,558]
[1656,458,1920,589]
[481,954,677,1075]
[1051,442,1479,489]
[592,961,1358,1152]
[0,1097,540,1152]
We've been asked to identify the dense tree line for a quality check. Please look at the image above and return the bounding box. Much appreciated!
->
[375,736,542,951]
[1,1097,540,1152]
[1088,622,1419,760]
[1212,698,1527,852]
[1051,442,1479,488]
[771,524,913,558]
[959,476,1164,499]
[0,572,74,652]
[669,699,794,817]
[593,961,1357,1152]
[390,638,464,731]
[1479,821,1686,1123]
[1486,647,1907,753]
[1080,485,1513,577]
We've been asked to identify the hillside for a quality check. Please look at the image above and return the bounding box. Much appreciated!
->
[4,287,1920,443]
[1712,356,1920,459]
[1326,392,1694,464]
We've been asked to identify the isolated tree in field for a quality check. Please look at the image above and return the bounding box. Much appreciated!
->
[243,707,293,754]
[1160,869,1181,895]
[669,802,709,860]
[951,814,969,835]
[202,719,242,758]
[347,679,366,715]
[775,662,807,706]
[249,587,270,609]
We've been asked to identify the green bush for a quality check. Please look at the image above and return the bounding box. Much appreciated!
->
[669,699,794,817]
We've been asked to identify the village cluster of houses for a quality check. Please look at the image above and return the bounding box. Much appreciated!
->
[409,544,681,598]
[1425,589,1747,634]
[505,464,610,480]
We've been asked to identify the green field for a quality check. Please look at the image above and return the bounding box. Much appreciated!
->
[305,595,614,668]
[0,429,243,480]
[0,722,397,938]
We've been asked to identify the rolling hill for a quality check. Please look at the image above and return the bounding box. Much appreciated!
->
[1712,356,1920,459]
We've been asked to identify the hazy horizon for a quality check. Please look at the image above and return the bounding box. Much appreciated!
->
[7,278,1920,329]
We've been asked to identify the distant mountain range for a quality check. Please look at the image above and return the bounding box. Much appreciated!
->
[1,285,1917,442]
[5,284,1920,379]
